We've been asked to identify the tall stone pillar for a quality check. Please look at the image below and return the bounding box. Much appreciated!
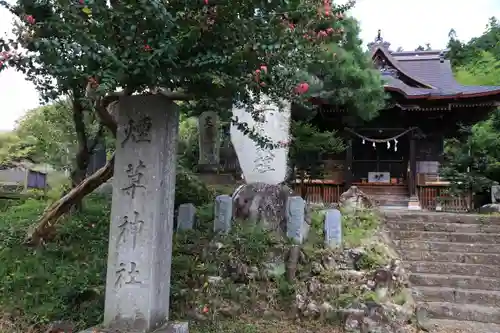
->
[103,95,179,332]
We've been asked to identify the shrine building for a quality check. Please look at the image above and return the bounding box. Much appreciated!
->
[293,32,500,211]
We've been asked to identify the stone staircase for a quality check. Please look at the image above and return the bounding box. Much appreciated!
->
[357,184,409,208]
[385,211,500,332]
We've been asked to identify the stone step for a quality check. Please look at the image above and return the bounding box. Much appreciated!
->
[426,301,500,324]
[387,221,500,233]
[400,250,500,265]
[410,273,500,291]
[397,240,500,254]
[427,318,500,333]
[391,230,500,244]
[406,261,500,278]
[415,286,500,307]
[373,197,408,206]
[384,211,500,225]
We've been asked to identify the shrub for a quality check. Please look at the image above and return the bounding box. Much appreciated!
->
[175,165,214,207]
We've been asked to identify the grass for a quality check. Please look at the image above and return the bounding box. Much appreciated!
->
[0,196,384,332]
[0,196,109,331]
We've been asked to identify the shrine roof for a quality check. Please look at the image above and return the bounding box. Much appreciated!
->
[368,32,500,100]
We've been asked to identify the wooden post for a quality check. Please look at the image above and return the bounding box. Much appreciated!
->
[409,139,417,197]
[344,139,353,189]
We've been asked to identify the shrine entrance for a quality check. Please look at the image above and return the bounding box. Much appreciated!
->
[347,128,413,185]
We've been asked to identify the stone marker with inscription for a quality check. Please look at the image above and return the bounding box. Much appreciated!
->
[177,203,196,231]
[103,95,183,333]
[214,195,232,233]
[286,196,307,244]
[324,209,342,248]
[198,111,220,170]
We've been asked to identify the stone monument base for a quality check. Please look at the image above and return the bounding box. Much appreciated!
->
[79,321,188,333]
[197,163,219,173]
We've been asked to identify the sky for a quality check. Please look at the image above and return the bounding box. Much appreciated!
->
[0,0,499,132]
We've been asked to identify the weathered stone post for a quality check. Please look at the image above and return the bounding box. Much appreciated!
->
[286,196,307,244]
[214,195,232,233]
[103,95,181,332]
[324,209,342,248]
[177,203,196,231]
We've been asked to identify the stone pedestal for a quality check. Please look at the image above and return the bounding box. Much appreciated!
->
[103,95,179,332]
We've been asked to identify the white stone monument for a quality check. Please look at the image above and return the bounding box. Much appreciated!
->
[230,93,291,185]
[492,185,500,203]
[102,95,186,333]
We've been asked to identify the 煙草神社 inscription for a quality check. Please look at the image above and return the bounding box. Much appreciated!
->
[115,261,142,288]
[121,115,153,147]
[117,211,144,250]
[121,160,146,199]
[104,95,179,332]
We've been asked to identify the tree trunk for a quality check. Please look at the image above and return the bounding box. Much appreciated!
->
[69,93,105,211]
[70,95,91,210]
[25,154,115,246]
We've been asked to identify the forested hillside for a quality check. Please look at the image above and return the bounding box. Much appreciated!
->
[440,17,500,195]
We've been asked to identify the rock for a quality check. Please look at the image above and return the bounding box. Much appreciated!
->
[320,301,334,314]
[339,186,374,212]
[207,276,222,284]
[232,183,311,235]
[44,321,74,333]
[295,294,306,310]
[304,301,320,317]
[322,255,338,270]
[348,247,368,270]
[311,261,324,274]
[479,203,500,214]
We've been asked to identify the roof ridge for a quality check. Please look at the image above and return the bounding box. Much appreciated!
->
[372,46,436,89]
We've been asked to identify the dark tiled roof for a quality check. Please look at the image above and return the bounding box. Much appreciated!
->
[372,45,500,100]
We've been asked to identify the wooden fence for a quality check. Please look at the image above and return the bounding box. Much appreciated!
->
[417,185,471,212]
[292,181,343,204]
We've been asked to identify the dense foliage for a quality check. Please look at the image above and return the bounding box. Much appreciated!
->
[0,0,384,145]
[440,17,500,194]
[1,0,353,107]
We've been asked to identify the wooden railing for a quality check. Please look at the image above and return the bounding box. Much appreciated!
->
[292,181,343,204]
[418,185,471,212]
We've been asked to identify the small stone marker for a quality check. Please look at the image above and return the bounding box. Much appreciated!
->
[214,195,232,233]
[286,196,306,244]
[177,203,196,231]
[103,95,180,332]
[324,209,342,248]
